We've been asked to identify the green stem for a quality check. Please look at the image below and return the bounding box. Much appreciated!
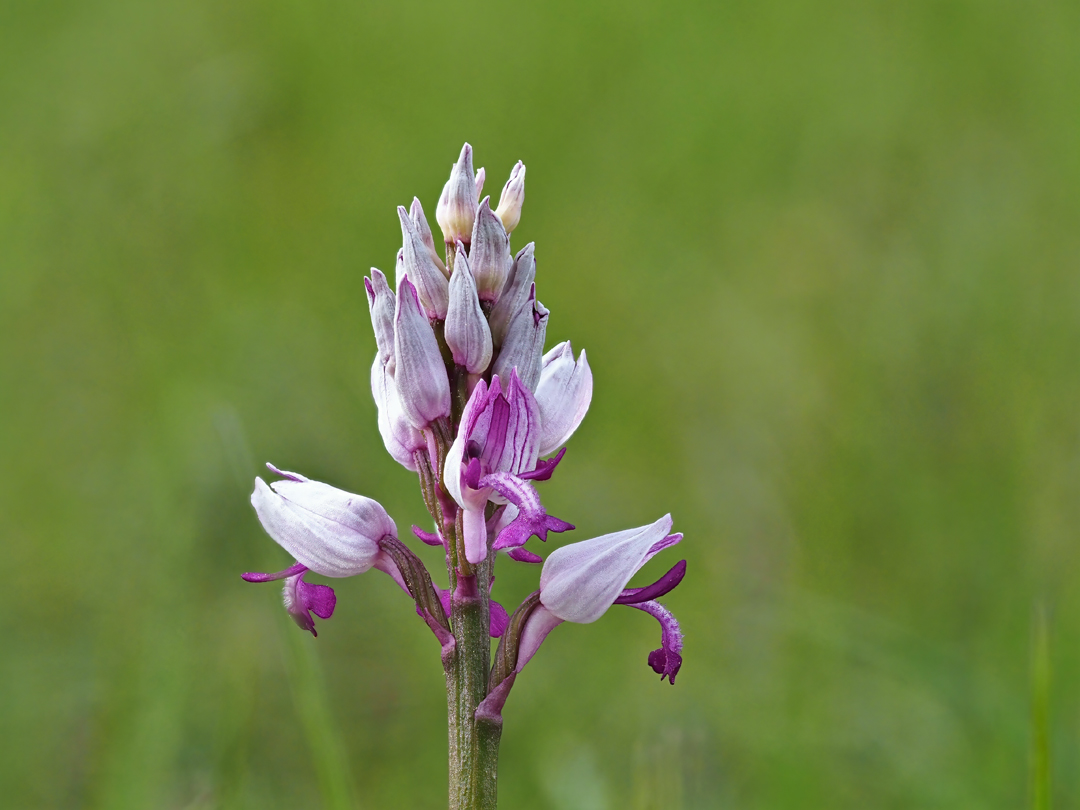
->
[445,553,499,809]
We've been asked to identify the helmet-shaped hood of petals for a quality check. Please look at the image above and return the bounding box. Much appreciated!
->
[444,372,541,509]
[464,371,540,476]
[251,470,397,578]
[540,515,674,623]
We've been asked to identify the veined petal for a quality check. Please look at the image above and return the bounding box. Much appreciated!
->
[436,143,479,245]
[489,243,535,346]
[398,206,449,318]
[469,197,512,302]
[250,472,396,578]
[444,244,493,373]
[535,342,593,457]
[492,284,547,391]
[539,515,673,624]
[364,268,396,369]
[394,276,451,429]
[409,197,446,274]
[370,355,425,471]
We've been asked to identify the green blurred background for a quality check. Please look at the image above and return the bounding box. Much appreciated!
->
[2,0,1078,807]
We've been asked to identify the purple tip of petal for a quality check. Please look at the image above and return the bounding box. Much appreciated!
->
[648,648,683,683]
[298,580,337,619]
[648,533,683,557]
[464,457,483,489]
[518,447,566,482]
[242,561,308,583]
[627,600,683,684]
[364,276,375,302]
[507,547,543,564]
[490,600,510,638]
[614,560,687,605]
[411,525,444,546]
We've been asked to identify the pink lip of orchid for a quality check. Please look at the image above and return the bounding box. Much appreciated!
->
[242,144,686,806]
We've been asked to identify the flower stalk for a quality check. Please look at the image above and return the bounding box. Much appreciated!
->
[240,144,687,809]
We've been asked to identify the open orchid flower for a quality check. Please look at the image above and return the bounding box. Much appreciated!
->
[478,515,686,721]
[242,143,686,806]
[443,372,572,564]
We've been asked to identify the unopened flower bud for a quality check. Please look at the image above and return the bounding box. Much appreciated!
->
[489,243,536,347]
[469,197,513,303]
[534,342,592,456]
[495,161,525,233]
[364,268,396,369]
[444,243,493,374]
[398,206,449,319]
[492,284,548,391]
[409,197,447,274]
[394,276,451,428]
[436,143,479,246]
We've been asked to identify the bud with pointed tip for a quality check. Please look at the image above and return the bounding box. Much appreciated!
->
[394,276,451,429]
[364,268,396,369]
[492,284,548,391]
[410,197,447,276]
[436,143,479,246]
[534,342,592,456]
[444,243,493,374]
[489,243,536,346]
[495,161,525,233]
[398,206,449,319]
[470,197,513,303]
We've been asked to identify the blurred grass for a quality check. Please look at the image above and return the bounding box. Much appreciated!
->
[1,0,1079,807]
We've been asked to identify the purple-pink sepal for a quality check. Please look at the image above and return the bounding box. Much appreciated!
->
[614,559,686,605]
[517,447,566,482]
[411,525,443,546]
[241,560,308,582]
[506,547,543,564]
